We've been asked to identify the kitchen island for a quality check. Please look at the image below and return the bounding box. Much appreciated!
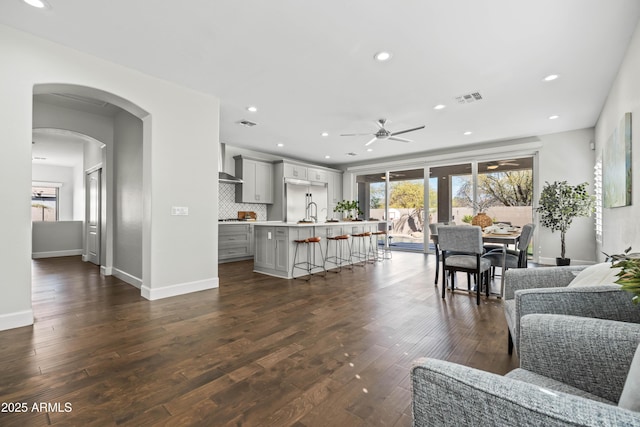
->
[253,221,382,278]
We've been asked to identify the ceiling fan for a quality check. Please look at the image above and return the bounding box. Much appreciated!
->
[340,118,425,146]
[486,159,520,170]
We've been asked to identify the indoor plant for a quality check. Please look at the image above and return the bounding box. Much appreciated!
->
[334,200,362,220]
[613,257,640,305]
[536,181,595,265]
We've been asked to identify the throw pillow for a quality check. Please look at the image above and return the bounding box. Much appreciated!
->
[567,262,622,288]
[619,343,640,411]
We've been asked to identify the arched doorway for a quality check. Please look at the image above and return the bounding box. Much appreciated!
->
[32,84,149,291]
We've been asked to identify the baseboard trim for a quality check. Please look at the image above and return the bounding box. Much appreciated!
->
[538,257,595,266]
[101,266,113,276]
[32,249,83,259]
[113,268,142,289]
[141,277,219,301]
[0,309,34,331]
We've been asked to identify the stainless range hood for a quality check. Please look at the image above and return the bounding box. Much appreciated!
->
[218,143,243,184]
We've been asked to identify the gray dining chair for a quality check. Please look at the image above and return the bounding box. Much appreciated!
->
[484,223,535,277]
[439,225,491,305]
[428,222,452,285]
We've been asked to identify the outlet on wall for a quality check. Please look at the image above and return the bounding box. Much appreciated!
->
[171,206,189,216]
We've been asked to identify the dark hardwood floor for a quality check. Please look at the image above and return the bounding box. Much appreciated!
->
[0,253,519,426]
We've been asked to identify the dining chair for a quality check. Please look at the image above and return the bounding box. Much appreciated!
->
[484,223,535,277]
[428,222,452,285]
[439,225,491,305]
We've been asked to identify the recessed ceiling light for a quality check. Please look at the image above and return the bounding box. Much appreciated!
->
[434,104,446,110]
[23,0,49,8]
[463,131,472,135]
[246,106,257,112]
[321,132,329,137]
[549,115,559,120]
[374,51,392,62]
[276,143,284,147]
[366,148,373,152]
[543,74,559,82]
[325,155,331,159]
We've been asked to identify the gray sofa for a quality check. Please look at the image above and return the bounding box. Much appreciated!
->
[503,265,640,354]
[411,314,640,426]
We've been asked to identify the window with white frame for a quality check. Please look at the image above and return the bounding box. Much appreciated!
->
[32,183,60,222]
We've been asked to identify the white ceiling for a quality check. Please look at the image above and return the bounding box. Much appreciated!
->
[3,0,640,166]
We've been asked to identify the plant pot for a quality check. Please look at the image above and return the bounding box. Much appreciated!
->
[556,257,571,266]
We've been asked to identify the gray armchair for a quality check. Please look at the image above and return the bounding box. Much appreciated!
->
[503,265,640,354]
[411,314,640,426]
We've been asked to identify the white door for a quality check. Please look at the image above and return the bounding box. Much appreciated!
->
[87,169,101,265]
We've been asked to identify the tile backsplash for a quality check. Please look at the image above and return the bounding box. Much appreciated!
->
[218,183,267,220]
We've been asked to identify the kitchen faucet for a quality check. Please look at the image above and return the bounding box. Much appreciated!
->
[306,201,318,223]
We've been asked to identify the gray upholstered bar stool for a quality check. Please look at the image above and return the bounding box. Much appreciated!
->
[325,234,352,272]
[350,231,374,266]
[292,236,325,280]
[371,230,391,261]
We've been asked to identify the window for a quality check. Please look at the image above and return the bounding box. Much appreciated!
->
[32,185,59,222]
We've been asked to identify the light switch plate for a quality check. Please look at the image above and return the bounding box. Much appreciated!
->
[171,206,189,216]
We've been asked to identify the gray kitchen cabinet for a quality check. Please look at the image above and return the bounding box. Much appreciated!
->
[234,156,274,204]
[307,167,328,183]
[253,226,274,269]
[327,170,343,211]
[218,224,254,262]
[253,226,289,274]
[283,163,307,180]
[274,228,289,272]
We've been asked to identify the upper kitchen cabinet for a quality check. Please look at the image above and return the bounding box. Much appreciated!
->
[327,170,343,205]
[283,163,308,180]
[307,167,328,183]
[234,156,274,204]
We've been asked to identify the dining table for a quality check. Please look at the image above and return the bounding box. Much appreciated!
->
[482,229,522,297]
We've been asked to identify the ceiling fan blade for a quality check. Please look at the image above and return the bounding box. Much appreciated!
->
[340,132,374,137]
[364,137,378,146]
[390,125,425,136]
[388,136,412,143]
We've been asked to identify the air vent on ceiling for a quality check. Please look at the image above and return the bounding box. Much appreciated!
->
[455,91,483,104]
[237,120,258,127]
[346,152,358,156]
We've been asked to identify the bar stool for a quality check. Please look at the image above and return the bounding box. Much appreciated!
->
[325,234,352,272]
[371,230,392,261]
[351,232,374,266]
[292,236,325,280]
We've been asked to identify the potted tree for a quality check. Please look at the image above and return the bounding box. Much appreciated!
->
[536,181,595,266]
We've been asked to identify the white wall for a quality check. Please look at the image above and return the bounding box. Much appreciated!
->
[535,128,596,264]
[0,25,220,330]
[595,20,640,259]
[113,110,143,282]
[31,164,75,221]
[32,221,83,258]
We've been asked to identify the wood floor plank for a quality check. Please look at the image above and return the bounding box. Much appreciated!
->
[0,253,520,426]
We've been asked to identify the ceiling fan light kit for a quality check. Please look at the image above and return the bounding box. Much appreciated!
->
[340,118,425,146]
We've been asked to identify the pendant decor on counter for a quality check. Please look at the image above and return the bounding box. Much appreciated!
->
[471,212,493,228]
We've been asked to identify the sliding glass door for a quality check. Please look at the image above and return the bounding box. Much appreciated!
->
[357,168,425,252]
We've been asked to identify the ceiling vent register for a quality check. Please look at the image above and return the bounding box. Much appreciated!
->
[455,92,483,104]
